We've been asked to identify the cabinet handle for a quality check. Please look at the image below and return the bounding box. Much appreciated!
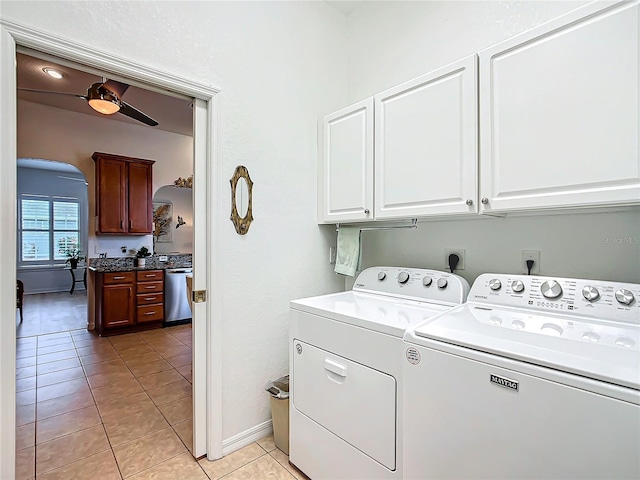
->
[481,197,489,205]
[144,311,156,316]
[129,220,132,229]
[466,199,474,206]
[113,276,125,280]
[120,220,123,229]
[145,296,157,301]
[145,274,155,277]
[364,209,370,215]
[145,286,156,289]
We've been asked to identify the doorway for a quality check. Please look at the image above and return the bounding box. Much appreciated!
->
[0,21,222,479]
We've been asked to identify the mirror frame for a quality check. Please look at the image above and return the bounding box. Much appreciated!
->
[230,165,254,235]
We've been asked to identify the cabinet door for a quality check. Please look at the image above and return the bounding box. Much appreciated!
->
[128,162,153,233]
[96,158,126,233]
[102,284,135,328]
[375,55,478,219]
[318,98,374,223]
[479,2,640,213]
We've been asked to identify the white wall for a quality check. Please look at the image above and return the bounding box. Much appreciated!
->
[2,1,347,444]
[344,0,640,285]
[17,99,193,258]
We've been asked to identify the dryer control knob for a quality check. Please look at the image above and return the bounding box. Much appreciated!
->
[423,276,433,287]
[615,289,635,306]
[582,285,600,302]
[437,278,448,289]
[398,271,410,284]
[541,280,563,299]
[512,280,525,293]
[489,279,502,291]
[378,272,386,281]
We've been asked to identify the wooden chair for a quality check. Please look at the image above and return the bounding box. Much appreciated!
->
[16,280,24,323]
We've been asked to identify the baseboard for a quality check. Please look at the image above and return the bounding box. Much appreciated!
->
[222,420,273,456]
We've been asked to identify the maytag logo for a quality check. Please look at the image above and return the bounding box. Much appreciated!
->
[490,374,519,392]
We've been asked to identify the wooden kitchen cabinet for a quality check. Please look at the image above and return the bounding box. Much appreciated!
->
[478,1,640,214]
[93,152,155,234]
[94,269,164,336]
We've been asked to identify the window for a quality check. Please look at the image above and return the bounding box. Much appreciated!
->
[19,194,80,265]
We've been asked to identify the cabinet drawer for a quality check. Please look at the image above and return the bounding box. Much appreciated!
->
[137,293,164,306]
[137,304,163,323]
[137,281,163,293]
[103,271,135,284]
[137,270,163,282]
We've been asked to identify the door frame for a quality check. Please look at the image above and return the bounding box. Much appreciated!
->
[0,20,223,478]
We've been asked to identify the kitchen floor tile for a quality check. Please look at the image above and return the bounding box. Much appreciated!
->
[128,358,173,377]
[87,369,135,389]
[198,443,266,479]
[36,349,78,365]
[91,376,144,404]
[176,364,192,383]
[104,406,169,446]
[222,454,294,480]
[16,388,36,406]
[82,358,129,377]
[37,342,75,355]
[16,404,35,427]
[76,344,116,357]
[79,350,121,365]
[152,344,191,358]
[173,418,193,452]
[137,368,184,390]
[112,426,186,478]
[269,448,309,480]
[36,377,89,402]
[36,449,121,480]
[16,422,35,451]
[165,353,191,368]
[37,357,81,375]
[114,342,154,357]
[158,395,192,425]
[146,378,191,406]
[15,446,35,480]
[16,376,36,392]
[36,424,110,475]
[97,391,156,423]
[122,351,163,366]
[36,389,95,420]
[37,366,85,387]
[128,451,208,480]
[36,405,101,444]
[257,433,276,453]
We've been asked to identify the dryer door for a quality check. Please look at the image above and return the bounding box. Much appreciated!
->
[292,340,397,470]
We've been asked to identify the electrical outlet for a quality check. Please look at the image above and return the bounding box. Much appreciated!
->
[329,247,336,264]
[158,255,168,262]
[444,249,466,271]
[522,250,540,275]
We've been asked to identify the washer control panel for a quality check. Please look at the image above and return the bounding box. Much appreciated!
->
[353,266,470,305]
[470,274,640,324]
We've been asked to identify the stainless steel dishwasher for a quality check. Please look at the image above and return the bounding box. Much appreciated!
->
[164,268,193,324]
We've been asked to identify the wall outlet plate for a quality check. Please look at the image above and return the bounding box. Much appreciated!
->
[444,249,466,271]
[158,255,168,262]
[522,250,540,275]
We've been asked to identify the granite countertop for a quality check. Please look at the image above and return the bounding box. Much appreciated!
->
[89,264,192,273]
[88,254,192,273]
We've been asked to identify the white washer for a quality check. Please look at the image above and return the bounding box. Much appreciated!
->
[403,273,640,479]
[290,266,470,479]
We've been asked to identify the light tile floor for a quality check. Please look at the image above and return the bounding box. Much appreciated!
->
[16,325,307,479]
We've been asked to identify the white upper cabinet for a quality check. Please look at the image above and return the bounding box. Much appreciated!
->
[375,55,478,219]
[318,98,374,223]
[479,1,640,213]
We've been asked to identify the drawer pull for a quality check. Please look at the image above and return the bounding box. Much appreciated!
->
[145,296,157,301]
[145,286,156,289]
[113,276,125,280]
[144,311,156,316]
[324,358,347,377]
[145,274,156,277]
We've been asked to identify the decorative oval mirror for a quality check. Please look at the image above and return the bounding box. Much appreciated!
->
[230,165,254,235]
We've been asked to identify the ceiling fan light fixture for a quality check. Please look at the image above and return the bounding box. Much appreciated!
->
[42,67,63,79]
[87,83,121,115]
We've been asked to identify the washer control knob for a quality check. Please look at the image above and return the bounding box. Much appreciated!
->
[437,278,448,289]
[423,276,432,287]
[489,279,502,291]
[615,289,635,306]
[541,280,563,299]
[511,280,525,293]
[582,285,600,302]
[398,271,410,284]
[378,272,386,281]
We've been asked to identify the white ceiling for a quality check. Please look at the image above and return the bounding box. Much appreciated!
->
[325,1,367,15]
[17,52,194,137]
[17,157,84,174]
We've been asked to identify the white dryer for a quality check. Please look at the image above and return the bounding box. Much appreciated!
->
[403,273,640,479]
[289,266,470,479]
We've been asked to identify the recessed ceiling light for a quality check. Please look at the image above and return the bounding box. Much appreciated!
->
[42,68,63,79]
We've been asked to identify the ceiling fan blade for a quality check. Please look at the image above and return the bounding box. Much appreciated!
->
[17,87,86,100]
[102,79,129,99]
[119,101,159,127]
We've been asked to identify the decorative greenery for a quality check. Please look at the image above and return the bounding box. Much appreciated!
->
[173,175,193,188]
[62,247,85,264]
[153,203,172,250]
[136,246,151,258]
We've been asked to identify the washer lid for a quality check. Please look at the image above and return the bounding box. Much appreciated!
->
[291,291,453,337]
[410,304,640,390]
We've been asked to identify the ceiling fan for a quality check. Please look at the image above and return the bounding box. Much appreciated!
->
[18,79,159,127]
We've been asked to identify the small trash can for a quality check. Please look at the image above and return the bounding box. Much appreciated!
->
[265,375,289,454]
